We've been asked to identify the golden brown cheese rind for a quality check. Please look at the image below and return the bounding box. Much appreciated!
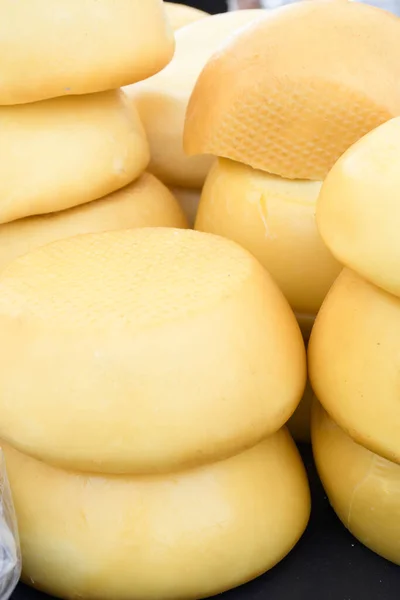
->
[184,1,400,180]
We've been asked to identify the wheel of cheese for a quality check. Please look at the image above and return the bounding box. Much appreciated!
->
[3,428,310,600]
[165,2,208,31]
[169,187,201,228]
[196,158,341,316]
[317,116,400,299]
[309,268,400,465]
[0,227,306,474]
[0,90,149,225]
[312,401,400,565]
[0,0,175,106]
[184,1,400,181]
[125,10,265,189]
[0,174,187,273]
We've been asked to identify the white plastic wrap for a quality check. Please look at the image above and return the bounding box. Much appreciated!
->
[0,451,20,600]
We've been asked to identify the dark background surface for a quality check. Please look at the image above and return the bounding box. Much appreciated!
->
[181,0,228,14]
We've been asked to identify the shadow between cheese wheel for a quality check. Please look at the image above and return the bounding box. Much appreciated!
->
[0,228,306,474]
[312,401,400,566]
[169,187,201,228]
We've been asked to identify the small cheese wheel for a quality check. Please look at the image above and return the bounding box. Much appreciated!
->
[125,10,265,188]
[3,429,310,600]
[0,0,175,105]
[0,90,150,226]
[165,2,208,31]
[0,174,187,273]
[169,187,201,228]
[0,228,306,474]
[184,1,400,180]
[312,402,400,565]
[309,268,400,465]
[196,158,341,316]
[317,117,400,298]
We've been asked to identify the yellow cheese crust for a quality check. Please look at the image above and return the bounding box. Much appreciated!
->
[0,228,306,474]
[312,402,400,565]
[0,90,150,225]
[165,2,209,31]
[0,0,175,105]
[309,268,400,465]
[184,1,400,180]
[0,174,187,273]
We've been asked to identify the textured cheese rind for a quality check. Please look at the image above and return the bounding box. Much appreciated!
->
[309,268,400,465]
[165,2,208,31]
[0,174,187,273]
[312,402,400,565]
[125,10,265,188]
[3,429,310,600]
[0,0,175,105]
[184,2,400,180]
[169,187,201,228]
[0,228,306,474]
[0,90,150,225]
[317,117,400,298]
[195,158,341,315]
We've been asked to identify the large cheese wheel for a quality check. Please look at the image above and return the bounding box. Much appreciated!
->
[184,1,400,181]
[317,117,400,298]
[196,158,341,316]
[0,174,187,273]
[169,187,201,228]
[309,268,400,464]
[164,2,208,31]
[3,428,310,600]
[312,402,400,565]
[0,90,149,225]
[0,0,175,106]
[125,10,266,188]
[0,228,306,474]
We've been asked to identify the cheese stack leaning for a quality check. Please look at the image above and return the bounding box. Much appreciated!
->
[0,227,310,599]
[124,10,267,227]
[309,118,400,563]
[183,0,400,441]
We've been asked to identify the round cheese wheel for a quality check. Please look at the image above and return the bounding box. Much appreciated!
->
[312,401,400,565]
[309,267,400,465]
[0,174,187,273]
[125,10,266,188]
[0,0,175,106]
[0,90,150,226]
[3,428,310,600]
[317,116,400,299]
[184,1,400,181]
[165,2,208,31]
[0,228,306,474]
[169,187,201,228]
[195,158,341,316]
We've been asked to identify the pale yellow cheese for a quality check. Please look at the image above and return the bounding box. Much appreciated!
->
[125,10,266,188]
[312,402,400,565]
[165,2,208,31]
[0,228,306,474]
[0,174,187,273]
[309,268,400,465]
[0,0,175,105]
[317,116,400,299]
[0,90,150,225]
[184,1,400,181]
[196,158,341,316]
[169,187,201,228]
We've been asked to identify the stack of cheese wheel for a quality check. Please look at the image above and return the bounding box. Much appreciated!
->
[309,117,400,565]
[183,0,400,441]
[0,227,310,599]
[0,0,188,273]
[124,9,267,227]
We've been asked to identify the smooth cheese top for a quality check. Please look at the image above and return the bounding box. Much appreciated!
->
[0,0,175,105]
[196,158,341,316]
[164,2,208,30]
[0,173,187,273]
[4,429,310,600]
[125,10,266,188]
[0,228,306,474]
[312,402,400,566]
[309,268,400,465]
[317,116,400,299]
[0,90,149,225]
[184,1,400,180]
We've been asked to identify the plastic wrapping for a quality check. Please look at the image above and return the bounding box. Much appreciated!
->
[0,451,20,600]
